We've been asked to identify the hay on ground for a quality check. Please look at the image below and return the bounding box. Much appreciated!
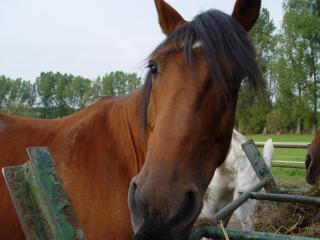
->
[254,183,320,238]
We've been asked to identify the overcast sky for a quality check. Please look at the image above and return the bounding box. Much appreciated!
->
[0,0,284,81]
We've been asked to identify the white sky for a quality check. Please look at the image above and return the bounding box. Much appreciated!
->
[0,0,283,81]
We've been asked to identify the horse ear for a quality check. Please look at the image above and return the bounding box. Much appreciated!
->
[154,0,186,36]
[232,0,261,32]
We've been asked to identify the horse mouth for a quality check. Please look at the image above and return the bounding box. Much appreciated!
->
[132,218,194,240]
[306,175,318,185]
[133,228,190,240]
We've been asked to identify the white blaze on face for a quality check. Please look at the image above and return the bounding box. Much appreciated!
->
[192,41,202,49]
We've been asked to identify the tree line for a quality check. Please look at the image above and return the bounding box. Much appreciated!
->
[0,71,141,119]
[1,0,319,134]
[237,0,320,134]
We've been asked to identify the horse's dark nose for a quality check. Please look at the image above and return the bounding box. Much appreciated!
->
[305,153,318,185]
[128,177,201,240]
[305,153,312,171]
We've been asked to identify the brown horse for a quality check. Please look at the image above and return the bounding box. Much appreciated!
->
[306,132,320,185]
[0,1,263,239]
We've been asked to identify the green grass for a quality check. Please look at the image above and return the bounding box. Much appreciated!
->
[247,134,312,163]
[246,134,312,188]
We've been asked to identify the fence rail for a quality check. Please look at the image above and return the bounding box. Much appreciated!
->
[255,142,308,149]
[255,141,308,169]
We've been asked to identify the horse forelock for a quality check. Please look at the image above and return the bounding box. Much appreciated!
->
[140,9,264,133]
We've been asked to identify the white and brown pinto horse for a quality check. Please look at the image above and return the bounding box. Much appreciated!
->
[198,130,274,231]
[0,1,263,239]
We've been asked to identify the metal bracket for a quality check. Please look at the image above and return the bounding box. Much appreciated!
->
[242,140,281,193]
[2,147,86,240]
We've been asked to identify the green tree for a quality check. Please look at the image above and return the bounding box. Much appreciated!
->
[19,80,36,107]
[0,76,11,108]
[36,72,57,118]
[54,73,73,117]
[281,0,320,133]
[67,76,92,109]
[237,8,276,133]
[266,108,290,134]
[250,8,277,102]
[91,76,102,100]
[0,70,142,119]
[8,78,22,103]
[101,71,141,96]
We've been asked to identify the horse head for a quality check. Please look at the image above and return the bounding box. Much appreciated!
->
[306,132,320,185]
[128,1,263,239]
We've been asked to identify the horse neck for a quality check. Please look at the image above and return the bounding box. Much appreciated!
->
[103,89,148,172]
[67,89,147,174]
[116,89,148,171]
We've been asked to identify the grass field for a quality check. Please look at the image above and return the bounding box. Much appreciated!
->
[247,134,312,163]
[245,134,313,188]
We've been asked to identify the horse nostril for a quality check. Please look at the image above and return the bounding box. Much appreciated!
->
[305,154,312,170]
[169,190,199,227]
[128,179,138,213]
[129,180,138,198]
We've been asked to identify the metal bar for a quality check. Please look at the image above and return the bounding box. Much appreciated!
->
[255,142,308,149]
[242,140,280,193]
[189,226,318,240]
[210,178,269,225]
[2,147,85,240]
[250,192,320,205]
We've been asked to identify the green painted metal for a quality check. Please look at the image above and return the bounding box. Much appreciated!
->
[242,140,281,193]
[2,147,85,240]
[189,226,318,240]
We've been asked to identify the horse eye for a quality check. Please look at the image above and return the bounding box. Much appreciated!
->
[147,63,158,75]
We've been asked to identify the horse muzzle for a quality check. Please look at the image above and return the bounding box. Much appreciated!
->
[305,153,318,185]
[128,176,202,240]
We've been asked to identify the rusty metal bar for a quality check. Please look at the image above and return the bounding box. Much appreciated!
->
[2,147,85,240]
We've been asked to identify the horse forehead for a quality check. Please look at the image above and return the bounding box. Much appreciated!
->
[152,41,203,60]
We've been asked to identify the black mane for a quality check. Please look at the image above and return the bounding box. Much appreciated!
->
[141,9,264,132]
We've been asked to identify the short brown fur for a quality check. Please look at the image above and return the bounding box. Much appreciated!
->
[0,93,147,239]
